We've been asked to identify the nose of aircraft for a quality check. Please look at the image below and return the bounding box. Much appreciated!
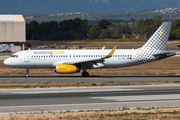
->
[4,58,10,66]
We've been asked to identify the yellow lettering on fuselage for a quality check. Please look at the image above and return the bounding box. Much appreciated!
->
[53,51,65,54]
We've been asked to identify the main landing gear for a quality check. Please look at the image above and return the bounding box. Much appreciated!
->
[82,72,89,77]
[25,68,29,77]
[81,68,89,77]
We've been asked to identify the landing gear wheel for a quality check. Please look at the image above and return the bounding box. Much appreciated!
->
[82,72,89,77]
[25,74,29,77]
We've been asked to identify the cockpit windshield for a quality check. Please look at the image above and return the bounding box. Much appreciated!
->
[11,55,19,58]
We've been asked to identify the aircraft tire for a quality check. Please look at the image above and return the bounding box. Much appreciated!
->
[82,72,89,77]
[25,74,29,77]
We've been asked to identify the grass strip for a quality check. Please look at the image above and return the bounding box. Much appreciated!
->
[0,82,179,89]
[3,107,180,120]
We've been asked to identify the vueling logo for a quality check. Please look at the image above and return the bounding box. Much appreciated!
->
[53,51,65,54]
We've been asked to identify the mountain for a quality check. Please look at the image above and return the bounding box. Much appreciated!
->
[0,0,180,15]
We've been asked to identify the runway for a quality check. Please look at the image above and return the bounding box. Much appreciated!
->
[0,85,180,113]
[0,75,180,84]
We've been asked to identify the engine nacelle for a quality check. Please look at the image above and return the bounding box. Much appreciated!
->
[54,64,80,74]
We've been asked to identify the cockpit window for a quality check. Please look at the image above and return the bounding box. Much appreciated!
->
[11,55,19,58]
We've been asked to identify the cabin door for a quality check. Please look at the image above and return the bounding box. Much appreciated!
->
[24,52,30,62]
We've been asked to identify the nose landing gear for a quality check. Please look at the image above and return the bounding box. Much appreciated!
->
[25,68,29,77]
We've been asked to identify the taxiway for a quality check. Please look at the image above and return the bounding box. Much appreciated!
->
[0,75,180,83]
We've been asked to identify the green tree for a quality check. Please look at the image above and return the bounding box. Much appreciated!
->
[98,19,112,29]
[87,26,101,39]
[169,29,176,40]
[26,21,40,40]
[175,28,180,39]
[74,33,84,39]
[99,29,112,38]
[172,19,180,30]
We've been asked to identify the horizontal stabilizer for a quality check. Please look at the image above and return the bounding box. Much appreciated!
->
[153,51,176,57]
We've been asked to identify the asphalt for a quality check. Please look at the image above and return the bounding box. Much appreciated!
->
[0,85,180,113]
[0,75,180,84]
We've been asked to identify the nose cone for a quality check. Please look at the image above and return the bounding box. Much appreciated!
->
[4,59,10,66]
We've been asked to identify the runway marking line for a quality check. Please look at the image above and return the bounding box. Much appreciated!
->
[0,93,78,98]
[1,100,180,109]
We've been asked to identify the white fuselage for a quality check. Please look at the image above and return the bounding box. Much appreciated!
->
[4,49,138,69]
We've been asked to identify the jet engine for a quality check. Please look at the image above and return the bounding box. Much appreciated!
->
[54,64,80,74]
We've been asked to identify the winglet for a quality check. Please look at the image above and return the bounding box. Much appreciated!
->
[102,46,106,50]
[108,45,117,57]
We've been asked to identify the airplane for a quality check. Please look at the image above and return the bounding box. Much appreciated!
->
[4,22,175,77]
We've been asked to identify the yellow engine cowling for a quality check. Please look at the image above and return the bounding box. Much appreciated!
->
[55,64,80,74]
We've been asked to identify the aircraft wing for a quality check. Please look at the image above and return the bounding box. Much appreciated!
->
[52,46,117,67]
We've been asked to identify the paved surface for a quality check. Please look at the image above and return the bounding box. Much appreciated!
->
[0,75,180,84]
[0,56,9,61]
[0,85,180,113]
